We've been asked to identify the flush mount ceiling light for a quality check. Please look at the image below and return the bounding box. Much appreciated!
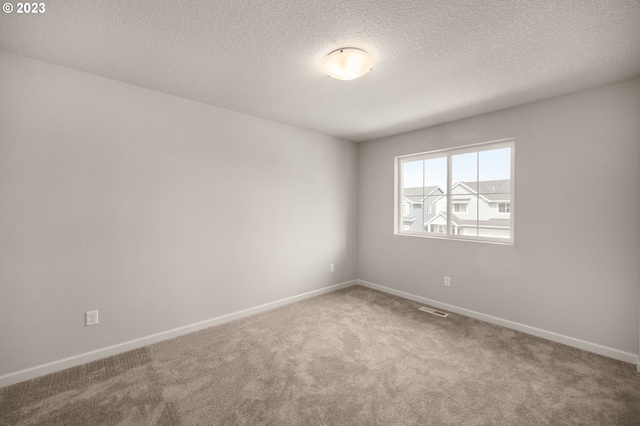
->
[321,48,374,81]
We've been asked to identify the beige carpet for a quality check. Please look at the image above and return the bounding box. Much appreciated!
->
[1,285,639,425]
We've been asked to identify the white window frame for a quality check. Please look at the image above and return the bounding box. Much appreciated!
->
[394,138,515,244]
[452,202,468,213]
[430,224,446,234]
[498,202,510,213]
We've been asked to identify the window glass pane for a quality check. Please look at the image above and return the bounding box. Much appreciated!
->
[452,152,477,185]
[424,157,446,234]
[402,160,423,189]
[401,160,423,233]
[478,147,512,239]
[452,152,478,236]
[479,147,511,182]
[424,157,447,189]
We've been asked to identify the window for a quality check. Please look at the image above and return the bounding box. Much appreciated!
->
[395,138,514,243]
[453,202,468,213]
[430,224,446,233]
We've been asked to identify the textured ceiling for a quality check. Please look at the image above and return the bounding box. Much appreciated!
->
[1,0,639,142]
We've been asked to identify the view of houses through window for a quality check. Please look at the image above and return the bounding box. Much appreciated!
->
[397,139,514,243]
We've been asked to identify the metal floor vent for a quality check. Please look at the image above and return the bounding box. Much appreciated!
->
[419,306,449,318]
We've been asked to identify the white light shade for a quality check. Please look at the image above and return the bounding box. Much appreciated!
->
[321,48,374,80]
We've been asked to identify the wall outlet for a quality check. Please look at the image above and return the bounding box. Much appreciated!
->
[444,276,451,287]
[86,310,99,326]
[330,263,335,272]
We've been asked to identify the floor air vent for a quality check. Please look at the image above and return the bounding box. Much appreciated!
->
[419,307,449,318]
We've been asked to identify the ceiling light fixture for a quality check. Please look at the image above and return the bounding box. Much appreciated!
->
[321,48,374,81]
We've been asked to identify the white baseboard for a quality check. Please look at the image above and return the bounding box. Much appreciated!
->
[0,280,356,389]
[357,279,639,367]
[3,278,636,388]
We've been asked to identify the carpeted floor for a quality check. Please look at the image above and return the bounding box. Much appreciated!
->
[1,285,639,425]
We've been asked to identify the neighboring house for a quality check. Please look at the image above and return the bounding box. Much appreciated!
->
[401,186,444,231]
[403,180,511,238]
[428,179,511,238]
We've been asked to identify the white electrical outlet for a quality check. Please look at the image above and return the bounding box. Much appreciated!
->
[330,263,335,272]
[444,276,451,287]
[86,310,99,326]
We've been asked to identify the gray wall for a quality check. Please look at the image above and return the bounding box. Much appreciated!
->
[0,51,358,376]
[1,48,638,380]
[358,79,640,356]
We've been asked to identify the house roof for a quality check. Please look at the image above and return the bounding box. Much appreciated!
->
[453,216,512,228]
[402,186,441,203]
[422,179,510,204]
[461,180,511,202]
[402,186,440,197]
[425,213,510,228]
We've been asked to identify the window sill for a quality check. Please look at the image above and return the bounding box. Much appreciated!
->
[395,231,514,246]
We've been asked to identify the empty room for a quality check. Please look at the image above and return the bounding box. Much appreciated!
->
[1,1,639,424]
